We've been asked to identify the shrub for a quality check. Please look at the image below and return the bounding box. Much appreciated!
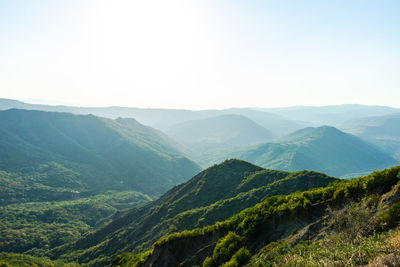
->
[225,247,251,266]
[377,203,400,229]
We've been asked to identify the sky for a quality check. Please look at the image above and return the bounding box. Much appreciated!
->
[1,0,399,109]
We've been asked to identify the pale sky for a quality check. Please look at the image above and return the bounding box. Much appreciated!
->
[1,0,399,109]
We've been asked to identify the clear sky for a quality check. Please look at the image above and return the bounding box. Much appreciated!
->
[1,0,399,109]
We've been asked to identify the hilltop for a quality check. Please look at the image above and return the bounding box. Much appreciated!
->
[231,126,397,177]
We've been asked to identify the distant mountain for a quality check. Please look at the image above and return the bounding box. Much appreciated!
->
[0,109,201,201]
[219,108,310,136]
[341,113,400,160]
[2,100,398,131]
[52,159,337,265]
[0,99,307,136]
[166,114,274,166]
[230,126,398,177]
[259,104,400,126]
[0,99,207,130]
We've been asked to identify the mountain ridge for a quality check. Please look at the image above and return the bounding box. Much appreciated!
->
[0,109,201,199]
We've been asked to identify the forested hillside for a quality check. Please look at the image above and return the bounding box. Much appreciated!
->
[0,109,201,199]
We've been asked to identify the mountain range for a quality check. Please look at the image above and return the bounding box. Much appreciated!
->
[0,99,309,136]
[1,100,400,266]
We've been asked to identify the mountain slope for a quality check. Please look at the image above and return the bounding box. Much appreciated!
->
[116,166,400,267]
[51,159,337,265]
[231,126,398,177]
[0,109,201,200]
[166,115,274,166]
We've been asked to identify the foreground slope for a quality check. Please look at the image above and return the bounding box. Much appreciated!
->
[116,165,400,267]
[51,159,336,265]
[0,109,201,200]
[232,126,397,177]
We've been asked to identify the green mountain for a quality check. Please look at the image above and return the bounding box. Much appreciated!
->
[166,115,275,166]
[115,165,400,267]
[342,113,400,160]
[50,159,337,265]
[230,126,398,178]
[0,109,201,201]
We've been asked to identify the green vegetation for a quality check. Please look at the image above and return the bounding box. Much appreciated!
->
[121,165,400,266]
[0,252,77,267]
[0,191,151,255]
[230,126,398,177]
[202,232,248,267]
[112,252,151,267]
